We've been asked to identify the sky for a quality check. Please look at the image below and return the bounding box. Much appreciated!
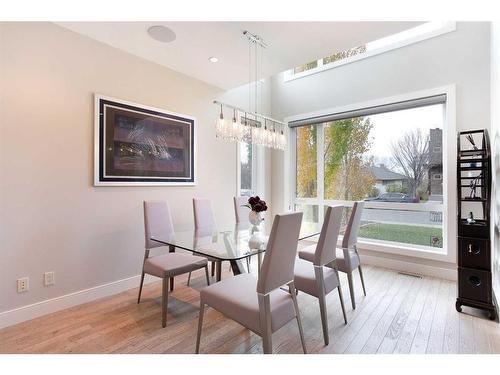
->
[367,103,444,166]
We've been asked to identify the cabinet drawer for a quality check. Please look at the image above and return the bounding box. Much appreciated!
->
[458,237,490,270]
[458,267,491,303]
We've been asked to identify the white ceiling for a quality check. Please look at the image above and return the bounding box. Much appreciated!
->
[57,22,422,90]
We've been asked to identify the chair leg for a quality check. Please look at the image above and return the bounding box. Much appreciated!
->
[347,271,356,309]
[137,271,145,304]
[162,277,169,328]
[216,261,222,282]
[168,245,175,292]
[338,286,348,324]
[204,265,210,286]
[258,293,273,354]
[358,265,367,296]
[196,300,205,354]
[246,256,251,273]
[289,282,307,354]
[334,267,348,324]
[314,266,329,345]
[187,272,192,286]
[211,261,215,277]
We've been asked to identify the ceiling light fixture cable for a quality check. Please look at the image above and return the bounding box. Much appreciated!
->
[213,30,287,150]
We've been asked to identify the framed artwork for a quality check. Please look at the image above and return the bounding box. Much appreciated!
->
[94,95,195,186]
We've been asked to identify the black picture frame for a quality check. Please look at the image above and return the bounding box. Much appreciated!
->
[94,95,195,186]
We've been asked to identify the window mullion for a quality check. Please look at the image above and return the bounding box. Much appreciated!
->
[317,123,325,219]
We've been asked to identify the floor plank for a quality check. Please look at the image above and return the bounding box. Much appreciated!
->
[426,279,449,353]
[345,274,411,353]
[409,277,442,353]
[442,282,460,353]
[376,274,424,354]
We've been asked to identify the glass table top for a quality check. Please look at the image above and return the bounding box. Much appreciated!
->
[151,221,321,261]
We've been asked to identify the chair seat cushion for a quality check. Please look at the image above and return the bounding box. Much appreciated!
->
[294,258,340,298]
[297,244,316,263]
[143,253,207,278]
[299,244,360,272]
[200,273,296,334]
[336,248,360,272]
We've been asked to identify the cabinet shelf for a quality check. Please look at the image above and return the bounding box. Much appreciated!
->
[459,158,488,163]
[460,197,487,202]
[459,149,486,157]
[459,166,487,171]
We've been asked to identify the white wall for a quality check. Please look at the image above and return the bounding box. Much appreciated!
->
[271,22,491,216]
[0,22,257,314]
[491,22,500,301]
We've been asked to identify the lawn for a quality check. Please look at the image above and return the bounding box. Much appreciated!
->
[358,222,443,248]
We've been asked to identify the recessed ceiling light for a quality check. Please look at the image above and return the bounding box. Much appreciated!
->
[208,57,219,63]
[147,25,176,43]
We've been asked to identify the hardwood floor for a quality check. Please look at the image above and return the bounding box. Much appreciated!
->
[1,264,499,354]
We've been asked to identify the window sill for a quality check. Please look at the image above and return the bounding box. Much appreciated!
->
[300,235,451,263]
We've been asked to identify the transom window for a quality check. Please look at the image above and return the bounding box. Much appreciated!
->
[285,22,456,81]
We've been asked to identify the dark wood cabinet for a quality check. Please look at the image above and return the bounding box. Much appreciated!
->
[456,130,497,320]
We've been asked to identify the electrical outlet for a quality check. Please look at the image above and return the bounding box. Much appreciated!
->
[17,277,29,293]
[44,271,55,286]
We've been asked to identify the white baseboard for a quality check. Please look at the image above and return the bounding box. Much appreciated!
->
[360,253,457,281]
[0,274,158,330]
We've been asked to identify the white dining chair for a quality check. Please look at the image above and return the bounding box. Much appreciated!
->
[139,201,210,327]
[196,212,306,354]
[233,196,250,224]
[299,201,366,309]
[234,196,252,272]
[191,198,220,282]
[294,205,347,345]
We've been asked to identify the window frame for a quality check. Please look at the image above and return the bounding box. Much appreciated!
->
[284,85,457,263]
[283,22,456,83]
[236,142,260,197]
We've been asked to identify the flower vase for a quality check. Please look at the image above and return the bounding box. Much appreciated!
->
[248,210,263,232]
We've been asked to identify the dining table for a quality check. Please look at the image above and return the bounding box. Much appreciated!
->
[150,220,321,285]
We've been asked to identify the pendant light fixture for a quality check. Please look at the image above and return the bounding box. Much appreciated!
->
[213,31,287,151]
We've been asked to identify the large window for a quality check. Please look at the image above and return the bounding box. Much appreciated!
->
[293,99,445,251]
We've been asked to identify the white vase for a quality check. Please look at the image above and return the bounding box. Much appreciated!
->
[248,210,263,231]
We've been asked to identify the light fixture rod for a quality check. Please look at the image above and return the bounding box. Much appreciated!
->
[213,100,285,126]
[243,30,268,48]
